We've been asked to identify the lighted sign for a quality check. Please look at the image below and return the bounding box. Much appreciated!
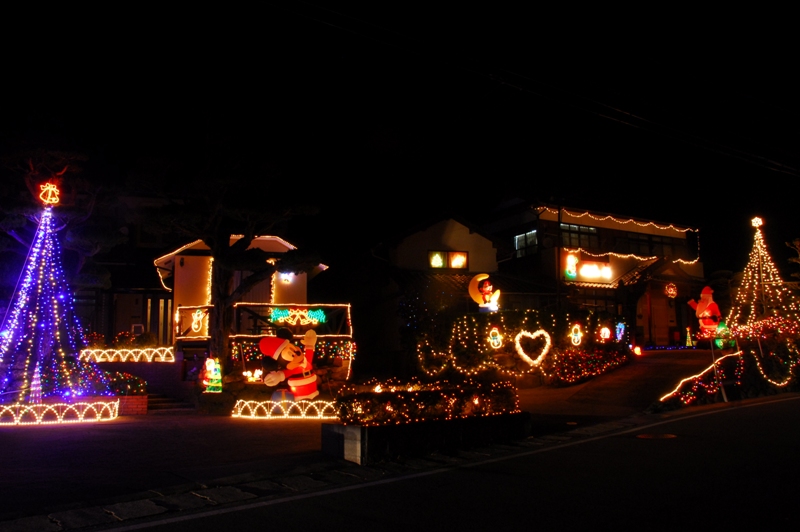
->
[270,308,327,325]
[565,254,578,278]
[564,253,612,281]
[468,273,500,312]
[514,329,552,367]
[203,358,222,393]
[39,183,60,205]
[713,321,735,350]
[191,308,206,333]
[666,283,677,298]
[579,262,612,279]
[569,324,583,346]
[599,326,611,341]
[488,326,503,349]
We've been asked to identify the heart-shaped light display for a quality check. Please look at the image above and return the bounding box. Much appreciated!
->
[514,329,552,367]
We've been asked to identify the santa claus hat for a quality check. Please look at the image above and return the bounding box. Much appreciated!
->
[701,286,714,295]
[259,337,290,360]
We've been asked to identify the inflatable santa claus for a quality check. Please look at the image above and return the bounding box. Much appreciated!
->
[258,330,319,401]
[688,286,721,334]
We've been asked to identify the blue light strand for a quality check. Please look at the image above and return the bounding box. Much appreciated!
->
[0,207,112,403]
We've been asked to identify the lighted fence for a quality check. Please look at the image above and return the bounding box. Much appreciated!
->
[231,399,338,420]
[81,347,175,363]
[0,400,120,425]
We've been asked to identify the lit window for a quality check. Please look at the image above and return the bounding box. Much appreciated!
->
[449,252,467,269]
[514,230,538,257]
[429,251,468,269]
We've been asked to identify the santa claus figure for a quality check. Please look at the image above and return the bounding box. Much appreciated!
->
[688,286,721,334]
[258,330,319,400]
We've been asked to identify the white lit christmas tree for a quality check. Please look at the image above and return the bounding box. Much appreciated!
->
[727,217,800,338]
[0,183,113,405]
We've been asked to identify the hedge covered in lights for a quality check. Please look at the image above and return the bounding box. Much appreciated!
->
[105,371,148,396]
[231,337,355,367]
[335,379,519,426]
[416,309,631,385]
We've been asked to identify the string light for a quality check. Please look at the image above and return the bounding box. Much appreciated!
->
[335,379,520,427]
[536,206,698,233]
[231,399,338,419]
[0,400,119,425]
[0,206,114,407]
[38,182,60,205]
[727,219,800,335]
[416,310,631,383]
[80,347,175,363]
[514,330,551,366]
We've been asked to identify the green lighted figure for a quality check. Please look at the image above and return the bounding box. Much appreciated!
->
[202,358,222,393]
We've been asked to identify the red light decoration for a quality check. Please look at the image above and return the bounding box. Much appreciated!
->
[666,283,677,298]
[39,183,60,205]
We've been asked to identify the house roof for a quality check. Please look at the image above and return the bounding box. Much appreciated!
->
[154,235,297,270]
[533,202,698,235]
[381,214,502,249]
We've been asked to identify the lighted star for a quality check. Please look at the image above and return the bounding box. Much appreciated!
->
[751,217,763,228]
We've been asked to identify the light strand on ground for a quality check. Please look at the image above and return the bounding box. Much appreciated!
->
[231,399,338,419]
[80,347,175,363]
[0,400,119,425]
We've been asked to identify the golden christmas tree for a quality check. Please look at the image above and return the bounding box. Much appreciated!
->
[727,217,800,337]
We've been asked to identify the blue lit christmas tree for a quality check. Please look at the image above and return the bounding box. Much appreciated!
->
[0,184,112,404]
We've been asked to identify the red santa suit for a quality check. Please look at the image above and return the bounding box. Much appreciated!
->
[688,286,721,333]
[259,331,319,400]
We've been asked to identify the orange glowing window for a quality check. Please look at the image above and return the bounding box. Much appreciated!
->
[429,251,468,269]
[449,252,468,269]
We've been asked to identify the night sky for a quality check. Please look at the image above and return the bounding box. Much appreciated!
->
[2,4,797,278]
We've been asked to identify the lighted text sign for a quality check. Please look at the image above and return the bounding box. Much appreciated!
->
[564,253,612,282]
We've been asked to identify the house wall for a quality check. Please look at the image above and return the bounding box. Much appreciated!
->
[395,219,498,272]
[173,256,212,308]
[272,271,308,304]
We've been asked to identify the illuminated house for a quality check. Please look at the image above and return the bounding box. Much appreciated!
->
[154,236,354,385]
[310,217,547,377]
[484,202,706,347]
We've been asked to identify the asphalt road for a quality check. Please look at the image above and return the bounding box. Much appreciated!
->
[127,395,800,531]
[2,348,792,531]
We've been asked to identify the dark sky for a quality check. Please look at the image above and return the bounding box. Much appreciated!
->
[2,4,797,278]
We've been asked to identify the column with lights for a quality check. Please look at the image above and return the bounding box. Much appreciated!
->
[0,183,112,404]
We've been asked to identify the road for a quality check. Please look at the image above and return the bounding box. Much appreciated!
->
[118,395,800,531]
[2,348,795,530]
